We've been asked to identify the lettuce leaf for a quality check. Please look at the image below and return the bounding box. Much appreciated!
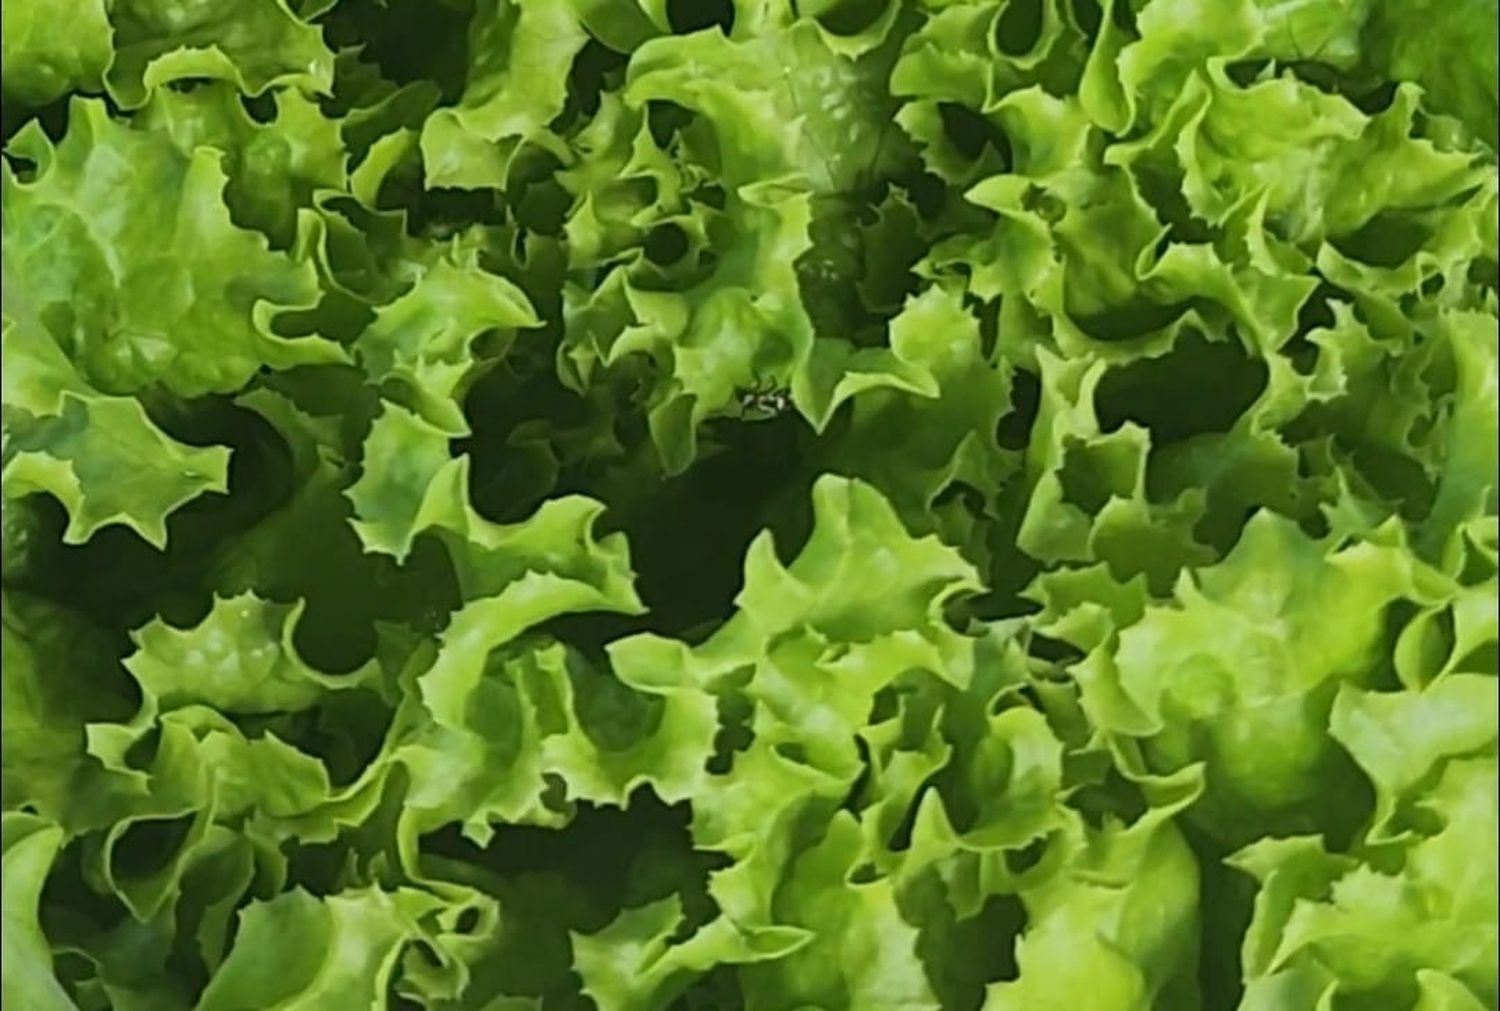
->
[2,0,1495,1008]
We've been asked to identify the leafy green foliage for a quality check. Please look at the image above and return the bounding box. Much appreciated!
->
[2,0,1496,1008]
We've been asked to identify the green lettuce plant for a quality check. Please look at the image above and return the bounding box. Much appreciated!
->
[2,0,1496,1008]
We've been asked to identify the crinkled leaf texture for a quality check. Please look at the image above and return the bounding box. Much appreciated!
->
[1,0,1495,1009]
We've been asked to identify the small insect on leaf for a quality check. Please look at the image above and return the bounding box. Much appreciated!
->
[734,378,794,420]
